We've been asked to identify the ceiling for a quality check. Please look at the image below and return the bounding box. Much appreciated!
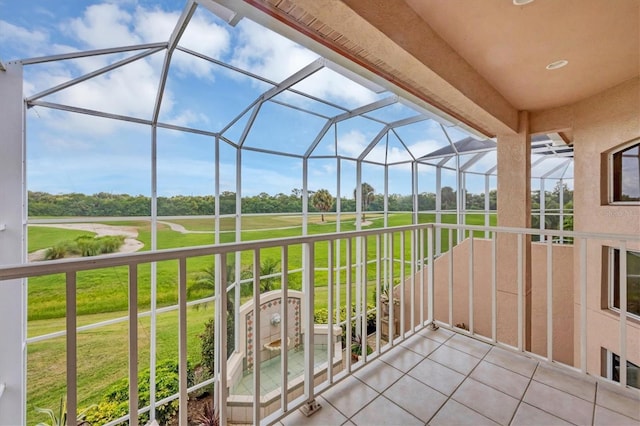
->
[403,0,640,111]
[243,0,639,135]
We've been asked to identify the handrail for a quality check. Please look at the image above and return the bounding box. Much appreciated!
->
[1,223,638,282]
[4,222,638,424]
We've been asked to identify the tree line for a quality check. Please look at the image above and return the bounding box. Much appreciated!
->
[28,184,572,217]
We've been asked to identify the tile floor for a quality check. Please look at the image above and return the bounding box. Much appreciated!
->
[276,328,640,425]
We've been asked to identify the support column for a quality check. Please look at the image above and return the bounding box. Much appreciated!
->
[496,111,532,349]
[0,63,26,425]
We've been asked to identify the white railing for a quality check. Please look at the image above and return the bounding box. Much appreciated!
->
[0,223,638,425]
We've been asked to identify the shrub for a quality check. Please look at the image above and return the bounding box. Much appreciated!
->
[42,235,126,260]
[201,315,235,376]
[83,360,194,425]
[314,304,377,347]
[44,243,67,260]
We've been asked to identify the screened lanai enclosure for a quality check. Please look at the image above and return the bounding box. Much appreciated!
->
[0,0,586,425]
[13,1,573,233]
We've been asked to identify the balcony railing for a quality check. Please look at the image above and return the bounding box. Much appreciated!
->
[0,222,638,425]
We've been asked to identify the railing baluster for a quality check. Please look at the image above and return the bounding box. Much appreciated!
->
[410,230,416,333]
[469,235,474,335]
[375,234,381,352]
[362,236,368,363]
[546,237,553,362]
[178,258,188,426]
[491,232,497,343]
[252,249,261,424]
[517,233,524,352]
[579,238,587,373]
[128,264,139,426]
[65,272,77,424]
[335,239,341,328]
[217,253,228,425]
[303,242,317,412]
[448,228,453,327]
[619,241,627,388]
[280,246,289,411]
[427,226,434,326]
[388,233,394,345]
[346,238,353,369]
[419,228,425,327]
[400,231,406,339]
[326,242,334,384]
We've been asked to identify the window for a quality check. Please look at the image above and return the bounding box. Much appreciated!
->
[605,350,640,389]
[609,248,640,319]
[611,140,640,203]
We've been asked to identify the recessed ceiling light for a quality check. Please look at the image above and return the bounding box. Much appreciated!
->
[546,60,569,70]
[513,0,535,5]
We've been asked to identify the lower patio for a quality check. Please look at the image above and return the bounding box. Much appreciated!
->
[277,327,640,426]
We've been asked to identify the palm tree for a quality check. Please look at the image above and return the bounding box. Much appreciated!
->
[259,257,280,292]
[354,182,375,220]
[311,188,334,222]
[188,262,247,313]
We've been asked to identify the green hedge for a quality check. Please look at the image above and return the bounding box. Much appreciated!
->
[83,360,194,425]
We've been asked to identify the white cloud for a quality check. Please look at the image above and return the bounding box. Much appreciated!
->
[230,20,377,108]
[336,129,368,158]
[135,7,230,79]
[0,20,49,58]
[66,3,139,49]
[19,2,233,135]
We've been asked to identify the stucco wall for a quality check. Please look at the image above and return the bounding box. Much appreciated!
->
[569,77,640,374]
[397,237,575,365]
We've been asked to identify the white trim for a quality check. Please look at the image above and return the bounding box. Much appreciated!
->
[608,138,640,204]
[608,247,640,321]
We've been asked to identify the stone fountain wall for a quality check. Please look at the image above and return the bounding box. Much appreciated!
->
[239,290,303,370]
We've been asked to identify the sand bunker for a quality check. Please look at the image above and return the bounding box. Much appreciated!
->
[28,223,144,262]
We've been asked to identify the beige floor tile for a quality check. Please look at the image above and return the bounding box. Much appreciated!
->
[445,333,492,358]
[484,346,538,378]
[320,376,378,419]
[351,395,423,425]
[452,378,519,425]
[429,344,481,375]
[383,374,447,422]
[400,333,442,356]
[379,345,425,372]
[510,402,572,426]
[419,326,454,343]
[596,384,640,421]
[408,357,465,395]
[429,399,499,426]
[280,396,348,426]
[353,359,403,393]
[470,360,530,399]
[523,380,594,425]
[533,363,596,402]
[594,405,640,426]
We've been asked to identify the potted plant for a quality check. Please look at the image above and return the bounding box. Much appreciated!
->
[351,333,373,361]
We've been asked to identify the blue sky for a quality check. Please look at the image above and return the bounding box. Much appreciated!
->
[1,0,498,197]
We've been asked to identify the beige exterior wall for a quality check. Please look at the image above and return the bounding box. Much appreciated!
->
[567,77,640,375]
[397,238,574,365]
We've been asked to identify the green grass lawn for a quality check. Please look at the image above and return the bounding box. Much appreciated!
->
[28,227,94,253]
[27,307,213,424]
[25,211,495,422]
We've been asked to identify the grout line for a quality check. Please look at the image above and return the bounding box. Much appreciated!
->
[423,336,495,424]
[507,362,538,425]
[520,363,590,425]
